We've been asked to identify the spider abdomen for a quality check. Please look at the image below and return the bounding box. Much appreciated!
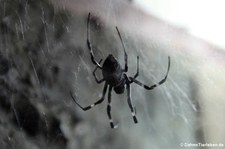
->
[113,78,125,94]
[105,73,123,86]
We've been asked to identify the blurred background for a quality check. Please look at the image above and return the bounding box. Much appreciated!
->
[0,0,225,148]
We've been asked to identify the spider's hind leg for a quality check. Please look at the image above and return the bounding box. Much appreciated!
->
[107,86,118,128]
[130,56,170,90]
[70,83,108,111]
[125,75,138,124]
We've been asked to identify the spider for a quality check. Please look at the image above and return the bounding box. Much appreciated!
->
[70,13,171,128]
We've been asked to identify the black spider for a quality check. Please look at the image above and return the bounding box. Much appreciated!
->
[70,13,171,128]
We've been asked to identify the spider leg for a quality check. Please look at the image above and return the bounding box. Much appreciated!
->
[70,83,108,111]
[129,56,139,83]
[116,26,128,72]
[93,59,105,83]
[87,13,102,69]
[125,75,138,123]
[107,86,118,128]
[133,56,139,79]
[130,56,171,90]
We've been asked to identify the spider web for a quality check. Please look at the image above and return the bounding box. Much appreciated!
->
[1,0,223,149]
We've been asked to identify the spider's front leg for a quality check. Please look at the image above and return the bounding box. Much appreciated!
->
[116,26,128,72]
[93,59,105,83]
[87,13,102,69]
[70,83,108,111]
[129,56,139,83]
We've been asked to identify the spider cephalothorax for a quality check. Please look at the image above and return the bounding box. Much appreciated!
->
[103,54,119,73]
[102,55,124,87]
[70,13,171,128]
